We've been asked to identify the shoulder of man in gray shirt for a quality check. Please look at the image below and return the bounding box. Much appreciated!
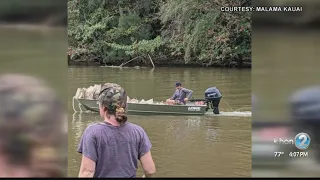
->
[77,122,152,178]
[181,87,193,98]
[181,87,192,93]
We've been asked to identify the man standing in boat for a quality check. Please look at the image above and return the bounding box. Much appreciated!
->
[166,82,193,105]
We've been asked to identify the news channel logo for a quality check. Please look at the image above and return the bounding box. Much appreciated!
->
[295,132,311,150]
[273,132,311,150]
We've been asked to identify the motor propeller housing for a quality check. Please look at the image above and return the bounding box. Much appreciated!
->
[204,87,222,114]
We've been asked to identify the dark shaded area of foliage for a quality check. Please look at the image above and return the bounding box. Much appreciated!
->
[68,0,252,68]
[0,0,67,26]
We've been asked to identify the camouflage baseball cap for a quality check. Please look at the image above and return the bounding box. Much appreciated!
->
[0,74,66,177]
[97,83,127,113]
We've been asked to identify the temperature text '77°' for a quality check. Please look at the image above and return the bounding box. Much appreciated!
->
[274,152,284,157]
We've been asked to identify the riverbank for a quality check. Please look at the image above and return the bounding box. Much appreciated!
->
[68,57,252,68]
[0,23,65,31]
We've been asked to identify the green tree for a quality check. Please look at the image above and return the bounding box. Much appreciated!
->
[68,0,251,67]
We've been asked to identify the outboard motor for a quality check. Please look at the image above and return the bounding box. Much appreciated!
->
[205,87,222,114]
[290,86,320,163]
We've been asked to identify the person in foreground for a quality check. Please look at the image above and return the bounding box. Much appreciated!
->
[77,83,156,178]
[166,82,193,105]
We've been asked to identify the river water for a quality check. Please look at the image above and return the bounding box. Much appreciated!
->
[68,67,252,177]
[0,27,67,100]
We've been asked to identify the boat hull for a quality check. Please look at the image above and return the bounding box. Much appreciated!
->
[75,98,207,115]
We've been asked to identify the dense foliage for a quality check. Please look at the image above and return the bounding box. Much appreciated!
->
[68,0,251,67]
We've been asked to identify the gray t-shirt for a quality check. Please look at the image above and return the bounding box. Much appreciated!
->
[171,87,193,101]
[77,122,152,178]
